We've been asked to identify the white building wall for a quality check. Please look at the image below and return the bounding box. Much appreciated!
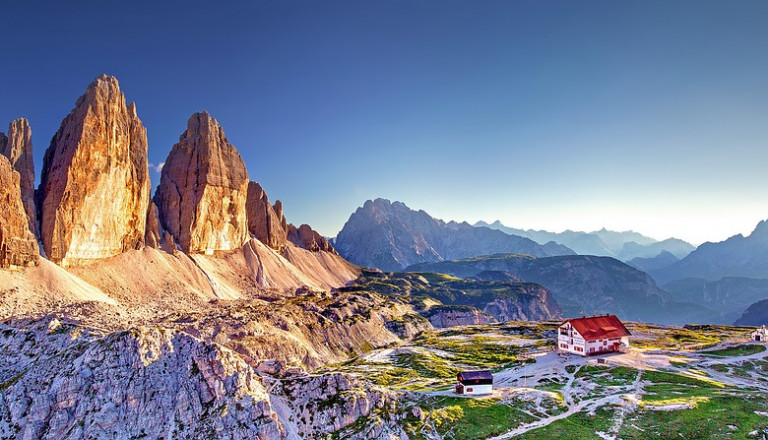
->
[557,323,587,356]
[462,384,493,395]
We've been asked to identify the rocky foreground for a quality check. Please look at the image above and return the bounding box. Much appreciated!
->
[0,310,417,440]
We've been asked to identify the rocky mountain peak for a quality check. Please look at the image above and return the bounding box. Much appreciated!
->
[335,199,573,271]
[246,181,288,252]
[0,118,36,235]
[749,219,768,241]
[153,111,249,254]
[287,224,336,253]
[0,155,39,268]
[38,74,150,266]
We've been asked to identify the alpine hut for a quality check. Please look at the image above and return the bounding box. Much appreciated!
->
[557,314,630,356]
[752,325,767,342]
[455,370,493,395]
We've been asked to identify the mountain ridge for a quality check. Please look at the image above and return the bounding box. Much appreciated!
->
[475,220,694,260]
[650,219,768,283]
[335,199,574,271]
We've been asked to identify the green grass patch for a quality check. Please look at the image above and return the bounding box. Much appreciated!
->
[575,365,637,387]
[412,396,536,440]
[641,369,725,403]
[0,370,26,393]
[619,394,768,440]
[701,344,766,357]
[393,351,458,382]
[415,332,520,369]
[516,408,616,439]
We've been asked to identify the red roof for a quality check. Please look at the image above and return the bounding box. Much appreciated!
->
[561,315,630,341]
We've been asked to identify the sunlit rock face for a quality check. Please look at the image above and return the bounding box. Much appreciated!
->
[287,223,336,253]
[0,155,39,268]
[154,111,249,254]
[38,74,151,267]
[246,181,288,252]
[0,118,37,236]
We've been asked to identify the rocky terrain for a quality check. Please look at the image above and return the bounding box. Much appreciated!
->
[335,199,573,271]
[339,271,562,326]
[476,220,694,260]
[0,309,418,440]
[406,254,710,324]
[735,299,768,326]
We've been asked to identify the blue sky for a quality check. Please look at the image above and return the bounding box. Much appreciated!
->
[1,1,767,245]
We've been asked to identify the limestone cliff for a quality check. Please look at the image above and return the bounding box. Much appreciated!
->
[0,118,37,235]
[421,305,497,328]
[246,181,287,252]
[154,111,249,254]
[0,155,39,268]
[38,74,150,266]
[287,223,336,253]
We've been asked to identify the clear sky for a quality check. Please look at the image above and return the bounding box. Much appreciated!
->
[1,1,767,246]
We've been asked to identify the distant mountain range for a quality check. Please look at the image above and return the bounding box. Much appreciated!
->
[649,219,768,284]
[405,253,705,325]
[333,199,768,325]
[475,220,694,261]
[626,251,680,273]
[334,199,574,271]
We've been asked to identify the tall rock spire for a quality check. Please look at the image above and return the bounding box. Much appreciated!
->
[0,118,37,236]
[0,155,39,268]
[153,111,249,254]
[246,181,288,252]
[38,74,150,266]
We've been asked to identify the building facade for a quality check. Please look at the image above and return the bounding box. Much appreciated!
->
[557,315,630,356]
[455,371,493,395]
[752,326,767,342]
